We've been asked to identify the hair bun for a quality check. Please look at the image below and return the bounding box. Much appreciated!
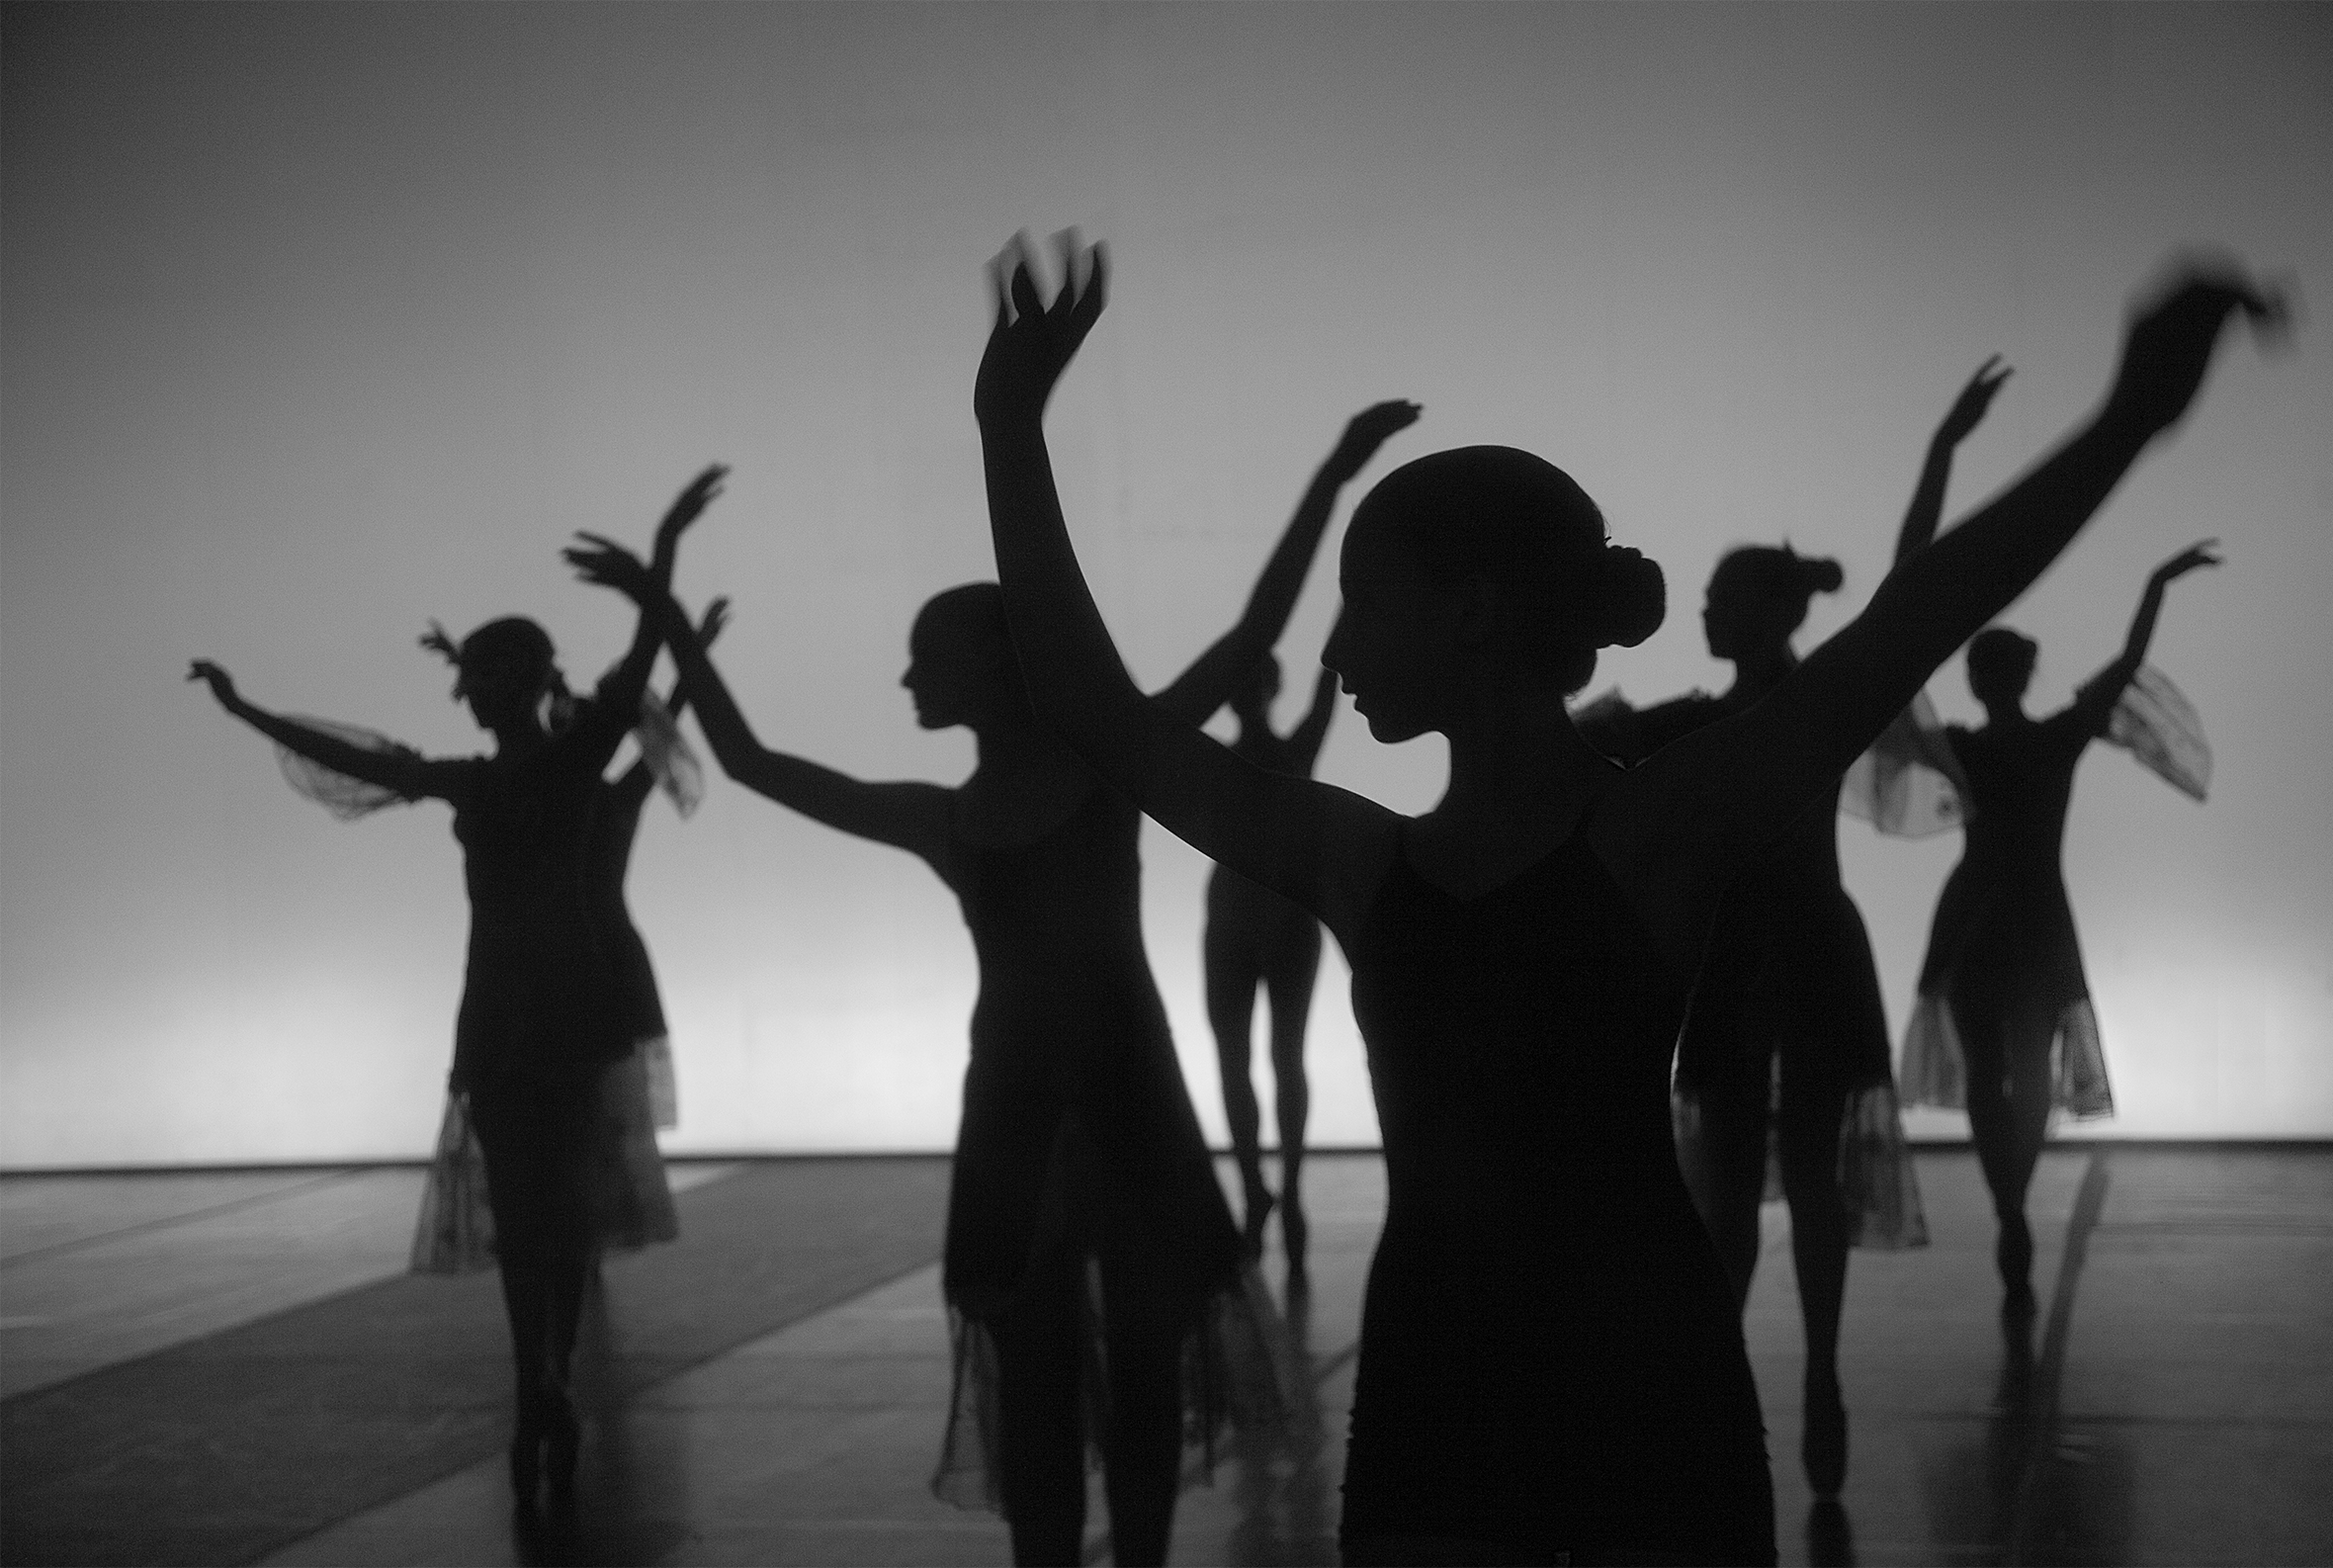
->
[1798,554,1846,596]
[1592,545,1666,649]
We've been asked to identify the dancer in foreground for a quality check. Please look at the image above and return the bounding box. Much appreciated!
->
[565,408,1410,1565]
[187,466,724,1517]
[1208,402,1418,1274]
[1573,359,2011,1494]
[975,233,2279,1563]
[1900,543,2221,1314]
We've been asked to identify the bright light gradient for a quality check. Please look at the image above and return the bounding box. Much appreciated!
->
[5,4,2329,1166]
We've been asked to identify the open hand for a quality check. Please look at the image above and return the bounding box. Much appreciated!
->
[975,230,1108,424]
[1329,399,1424,478]
[2150,539,2221,586]
[186,658,238,705]
[650,465,728,583]
[698,595,733,650]
[565,533,657,601]
[1938,356,2012,445]
[2105,262,2290,440]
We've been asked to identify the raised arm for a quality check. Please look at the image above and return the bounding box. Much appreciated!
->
[1286,662,1339,775]
[976,234,1401,932]
[186,660,464,801]
[583,466,728,736]
[564,540,954,867]
[1152,397,1421,726]
[2070,540,2220,730]
[615,596,731,805]
[1893,356,2012,566]
[1603,266,2284,952]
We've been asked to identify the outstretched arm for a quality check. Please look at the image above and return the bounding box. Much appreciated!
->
[186,660,464,800]
[976,234,1401,933]
[1286,663,1339,775]
[1152,398,1420,725]
[1893,356,2012,567]
[564,541,954,867]
[1603,266,2285,964]
[2071,540,2220,730]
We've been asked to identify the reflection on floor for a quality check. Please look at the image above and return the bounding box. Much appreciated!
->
[4,1147,2329,1566]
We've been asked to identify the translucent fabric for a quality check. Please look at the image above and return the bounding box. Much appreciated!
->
[1672,1075,1930,1252]
[2106,663,2210,802]
[1898,991,2114,1120]
[643,1035,679,1131]
[1835,1080,1931,1248]
[407,1041,680,1275]
[930,1264,1299,1512]
[408,1094,496,1274]
[275,718,424,820]
[594,1043,680,1250]
[1840,692,1972,838]
[633,690,704,818]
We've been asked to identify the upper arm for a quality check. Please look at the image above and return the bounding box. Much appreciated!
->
[1101,693,1400,937]
[2067,659,2134,738]
[729,749,958,871]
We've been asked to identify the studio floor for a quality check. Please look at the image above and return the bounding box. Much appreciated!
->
[3,1145,2328,1567]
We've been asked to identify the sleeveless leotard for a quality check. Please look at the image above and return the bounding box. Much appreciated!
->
[1340,824,1774,1562]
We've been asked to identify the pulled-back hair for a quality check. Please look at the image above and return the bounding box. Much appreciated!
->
[420,616,561,707]
[916,581,1010,646]
[1708,544,1844,637]
[1350,447,1665,692]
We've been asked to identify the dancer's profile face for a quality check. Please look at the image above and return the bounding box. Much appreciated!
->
[1699,578,1760,662]
[1325,523,1456,744]
[902,610,1010,731]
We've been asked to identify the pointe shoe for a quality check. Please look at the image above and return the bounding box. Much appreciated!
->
[1802,1377,1848,1496]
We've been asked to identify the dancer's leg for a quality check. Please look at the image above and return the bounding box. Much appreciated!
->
[1777,1059,1853,1494]
[1098,1260,1189,1567]
[1954,992,2034,1308]
[990,1263,1088,1566]
[1262,915,1323,1274]
[1204,915,1272,1255]
[1675,1036,1771,1312]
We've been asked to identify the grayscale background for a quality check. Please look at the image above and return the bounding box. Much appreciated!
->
[5,2,2328,1165]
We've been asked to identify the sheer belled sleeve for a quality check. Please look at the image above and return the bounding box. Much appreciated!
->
[2104,663,2210,801]
[274,719,427,821]
[633,690,704,818]
[1841,692,1970,838]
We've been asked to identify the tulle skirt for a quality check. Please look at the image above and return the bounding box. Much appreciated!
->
[409,1037,680,1274]
[930,1263,1299,1511]
[1898,990,2114,1120]
[1673,1075,1930,1250]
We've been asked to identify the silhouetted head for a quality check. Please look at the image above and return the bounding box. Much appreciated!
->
[1230,653,1283,726]
[1324,446,1663,742]
[903,582,1023,731]
[1700,545,1843,662]
[1965,626,2038,708]
[424,616,563,735]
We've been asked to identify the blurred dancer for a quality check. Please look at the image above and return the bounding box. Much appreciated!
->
[1574,361,2011,1493]
[188,466,723,1518]
[1207,402,1417,1275]
[563,408,1408,1563]
[1901,544,2220,1314]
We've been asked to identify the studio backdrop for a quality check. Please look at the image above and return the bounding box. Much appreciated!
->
[5,2,2329,1166]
